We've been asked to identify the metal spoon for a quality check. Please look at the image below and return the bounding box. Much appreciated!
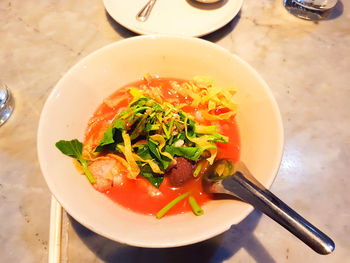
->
[136,0,157,22]
[203,159,335,255]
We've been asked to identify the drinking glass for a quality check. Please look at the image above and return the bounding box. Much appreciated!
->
[0,81,14,127]
[284,0,338,20]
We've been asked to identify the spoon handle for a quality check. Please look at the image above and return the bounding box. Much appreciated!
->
[220,172,335,254]
[136,0,157,22]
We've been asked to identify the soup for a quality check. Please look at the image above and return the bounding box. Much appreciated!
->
[56,75,240,217]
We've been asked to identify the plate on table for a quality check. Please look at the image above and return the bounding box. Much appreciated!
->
[103,0,243,37]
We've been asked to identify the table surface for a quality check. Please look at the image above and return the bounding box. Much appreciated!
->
[1,0,349,262]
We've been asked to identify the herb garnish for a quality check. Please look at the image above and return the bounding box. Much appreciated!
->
[92,89,228,188]
[55,139,96,183]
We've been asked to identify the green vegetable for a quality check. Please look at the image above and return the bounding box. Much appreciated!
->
[55,139,96,183]
[138,163,164,188]
[94,119,126,152]
[136,140,170,172]
[146,123,160,131]
[135,142,169,187]
[208,133,229,143]
[147,139,161,159]
[195,125,218,134]
[193,163,202,177]
[189,196,204,216]
[162,123,169,138]
[130,114,148,140]
[156,192,190,219]
[136,144,153,160]
[130,87,143,98]
[167,118,175,138]
[165,145,203,161]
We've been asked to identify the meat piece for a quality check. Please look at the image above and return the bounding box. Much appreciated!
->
[167,157,194,187]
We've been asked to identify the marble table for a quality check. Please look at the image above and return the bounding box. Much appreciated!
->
[0,0,349,262]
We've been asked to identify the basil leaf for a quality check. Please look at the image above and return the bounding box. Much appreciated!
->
[55,139,96,183]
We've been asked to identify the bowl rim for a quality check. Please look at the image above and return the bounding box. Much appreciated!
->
[37,35,284,247]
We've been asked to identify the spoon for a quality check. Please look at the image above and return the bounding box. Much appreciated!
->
[136,0,157,22]
[203,159,335,255]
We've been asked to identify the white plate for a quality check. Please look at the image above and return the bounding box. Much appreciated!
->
[103,0,243,37]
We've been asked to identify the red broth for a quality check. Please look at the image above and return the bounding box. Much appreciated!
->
[84,77,240,216]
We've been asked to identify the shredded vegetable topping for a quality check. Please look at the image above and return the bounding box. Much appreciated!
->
[171,76,237,121]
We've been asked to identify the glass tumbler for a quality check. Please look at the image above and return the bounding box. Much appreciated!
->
[0,81,14,127]
[284,0,338,20]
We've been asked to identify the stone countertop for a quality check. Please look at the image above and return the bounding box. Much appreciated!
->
[0,0,349,262]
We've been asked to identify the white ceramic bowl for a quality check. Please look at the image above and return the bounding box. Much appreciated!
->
[37,35,284,248]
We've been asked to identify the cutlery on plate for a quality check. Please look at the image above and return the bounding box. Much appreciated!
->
[136,0,157,22]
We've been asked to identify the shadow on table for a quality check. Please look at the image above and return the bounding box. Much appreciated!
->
[69,210,276,263]
[105,11,138,39]
[326,0,343,20]
[186,0,228,10]
[104,8,241,43]
[201,10,241,43]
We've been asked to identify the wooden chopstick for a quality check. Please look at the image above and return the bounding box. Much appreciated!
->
[48,196,62,263]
